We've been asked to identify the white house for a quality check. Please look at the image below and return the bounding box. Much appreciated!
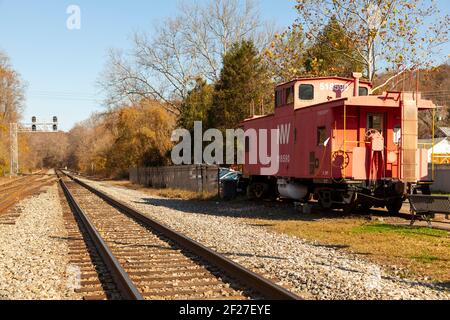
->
[419,127,450,163]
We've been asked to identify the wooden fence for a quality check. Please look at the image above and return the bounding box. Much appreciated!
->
[129,165,220,194]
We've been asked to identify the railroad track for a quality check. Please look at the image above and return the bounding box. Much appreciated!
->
[0,173,57,219]
[57,170,300,301]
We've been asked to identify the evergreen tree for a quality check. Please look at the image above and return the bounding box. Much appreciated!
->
[178,78,213,131]
[209,41,271,130]
[304,16,363,77]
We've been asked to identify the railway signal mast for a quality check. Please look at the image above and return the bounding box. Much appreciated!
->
[9,116,59,176]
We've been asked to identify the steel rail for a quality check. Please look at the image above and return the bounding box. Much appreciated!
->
[0,176,56,214]
[58,174,144,300]
[0,176,28,189]
[62,170,301,300]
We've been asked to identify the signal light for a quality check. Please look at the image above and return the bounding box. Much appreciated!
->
[32,116,36,123]
[32,125,37,132]
[53,116,58,123]
[53,124,58,132]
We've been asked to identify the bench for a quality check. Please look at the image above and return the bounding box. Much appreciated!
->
[408,195,450,227]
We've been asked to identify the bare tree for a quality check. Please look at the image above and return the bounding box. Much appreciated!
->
[177,0,273,82]
[100,49,181,114]
[100,0,274,114]
[295,0,449,89]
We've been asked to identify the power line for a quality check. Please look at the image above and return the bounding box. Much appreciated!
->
[26,90,101,102]
[28,95,101,102]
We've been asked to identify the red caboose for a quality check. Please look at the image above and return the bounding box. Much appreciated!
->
[241,73,435,213]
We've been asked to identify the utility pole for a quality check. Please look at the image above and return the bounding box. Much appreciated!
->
[9,123,19,177]
[9,116,59,176]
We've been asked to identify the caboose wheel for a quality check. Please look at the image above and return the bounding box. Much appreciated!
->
[247,182,269,200]
[386,198,404,215]
[318,191,333,209]
[254,183,268,199]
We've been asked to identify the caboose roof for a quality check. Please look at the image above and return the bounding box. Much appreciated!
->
[277,76,372,88]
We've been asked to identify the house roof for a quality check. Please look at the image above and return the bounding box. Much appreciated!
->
[438,127,450,137]
[419,137,447,148]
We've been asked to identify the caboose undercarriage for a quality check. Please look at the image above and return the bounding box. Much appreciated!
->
[246,176,431,215]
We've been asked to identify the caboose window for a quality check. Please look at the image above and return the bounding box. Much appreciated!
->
[393,125,401,145]
[275,90,283,108]
[285,86,294,104]
[317,127,327,146]
[299,84,314,100]
[367,113,384,134]
[359,87,369,96]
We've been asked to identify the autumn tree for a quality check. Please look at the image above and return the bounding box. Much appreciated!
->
[295,0,449,89]
[66,100,174,178]
[304,16,364,76]
[26,132,69,169]
[263,25,306,82]
[263,17,363,82]
[209,40,272,130]
[0,52,25,122]
[105,101,174,176]
[0,51,26,175]
[66,113,114,175]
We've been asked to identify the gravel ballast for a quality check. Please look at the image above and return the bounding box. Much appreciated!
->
[82,178,449,300]
[0,185,79,300]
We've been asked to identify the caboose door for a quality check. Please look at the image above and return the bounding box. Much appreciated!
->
[366,112,387,180]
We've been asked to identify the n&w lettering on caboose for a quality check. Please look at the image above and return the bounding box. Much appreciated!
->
[278,124,291,145]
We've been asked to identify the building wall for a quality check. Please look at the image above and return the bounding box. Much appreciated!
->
[429,164,450,193]
[428,138,450,162]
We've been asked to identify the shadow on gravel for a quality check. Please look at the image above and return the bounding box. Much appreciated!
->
[314,244,351,250]
[135,197,450,233]
[220,251,288,261]
[134,197,349,222]
[433,281,450,290]
[379,275,450,292]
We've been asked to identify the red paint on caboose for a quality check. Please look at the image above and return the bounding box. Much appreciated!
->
[241,74,435,213]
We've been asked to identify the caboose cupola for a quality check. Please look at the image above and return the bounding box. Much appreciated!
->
[274,75,372,112]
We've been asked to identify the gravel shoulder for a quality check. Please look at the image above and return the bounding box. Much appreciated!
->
[0,184,80,300]
[82,178,449,300]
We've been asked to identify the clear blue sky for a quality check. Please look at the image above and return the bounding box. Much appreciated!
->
[0,1,448,131]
